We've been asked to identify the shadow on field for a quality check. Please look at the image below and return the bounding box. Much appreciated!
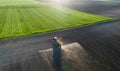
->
[52,42,62,71]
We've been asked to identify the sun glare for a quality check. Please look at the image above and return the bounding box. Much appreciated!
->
[50,0,70,4]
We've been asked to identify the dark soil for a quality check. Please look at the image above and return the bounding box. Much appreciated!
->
[0,20,120,71]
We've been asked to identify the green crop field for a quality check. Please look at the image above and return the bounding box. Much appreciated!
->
[0,0,113,39]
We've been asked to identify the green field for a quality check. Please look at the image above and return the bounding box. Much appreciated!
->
[0,0,112,39]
